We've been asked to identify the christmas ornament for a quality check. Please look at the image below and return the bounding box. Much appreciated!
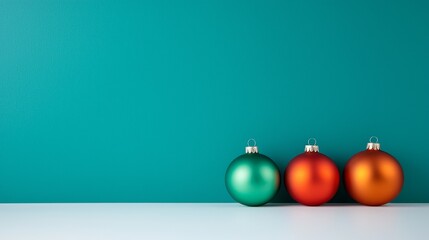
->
[225,139,280,206]
[344,136,404,206]
[285,138,340,206]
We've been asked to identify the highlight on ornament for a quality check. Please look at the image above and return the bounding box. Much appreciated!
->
[225,139,280,206]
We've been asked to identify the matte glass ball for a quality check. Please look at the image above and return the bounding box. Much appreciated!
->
[285,152,340,206]
[344,149,404,206]
[225,153,280,206]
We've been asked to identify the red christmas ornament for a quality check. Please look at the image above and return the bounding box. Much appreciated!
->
[285,138,340,206]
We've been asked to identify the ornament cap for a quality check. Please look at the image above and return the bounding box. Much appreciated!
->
[245,138,258,154]
[367,143,380,150]
[305,145,319,152]
[366,136,380,150]
[305,138,319,152]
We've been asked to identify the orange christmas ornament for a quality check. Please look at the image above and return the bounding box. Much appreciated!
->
[285,138,340,206]
[344,136,404,206]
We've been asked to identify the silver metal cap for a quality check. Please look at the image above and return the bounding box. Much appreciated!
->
[305,145,319,152]
[245,139,258,154]
[245,146,258,153]
[366,136,380,150]
[304,138,319,152]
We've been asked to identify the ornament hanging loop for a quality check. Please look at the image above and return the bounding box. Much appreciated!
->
[367,136,380,150]
[247,138,257,147]
[307,138,317,146]
[369,136,379,143]
[305,137,319,152]
[245,138,258,154]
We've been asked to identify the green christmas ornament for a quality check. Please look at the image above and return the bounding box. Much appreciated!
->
[225,139,280,206]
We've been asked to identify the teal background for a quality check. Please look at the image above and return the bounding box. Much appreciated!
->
[0,0,428,203]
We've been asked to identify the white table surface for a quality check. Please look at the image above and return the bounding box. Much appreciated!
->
[0,203,427,240]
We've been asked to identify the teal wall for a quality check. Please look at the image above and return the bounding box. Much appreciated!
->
[1,0,428,203]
